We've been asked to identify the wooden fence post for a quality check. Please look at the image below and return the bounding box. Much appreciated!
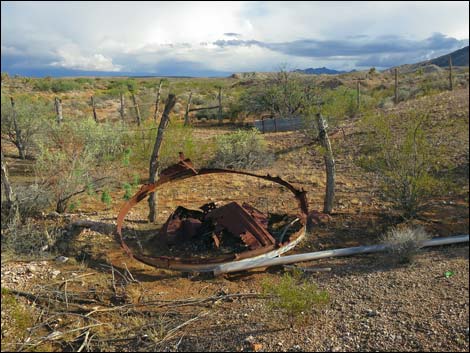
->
[55,97,63,124]
[1,149,19,224]
[91,96,98,122]
[131,93,142,126]
[217,86,222,124]
[394,68,398,104]
[153,79,163,122]
[449,55,453,91]
[148,94,177,222]
[316,113,335,214]
[184,91,193,126]
[356,80,361,110]
[120,92,125,121]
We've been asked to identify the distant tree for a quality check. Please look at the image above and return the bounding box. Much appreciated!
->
[1,94,52,159]
[239,67,312,118]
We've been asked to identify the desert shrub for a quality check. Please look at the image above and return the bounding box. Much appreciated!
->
[358,111,447,218]
[123,120,211,169]
[14,184,53,217]
[1,94,54,159]
[262,269,329,325]
[209,129,273,170]
[33,78,81,92]
[381,226,431,263]
[35,118,125,212]
[2,219,63,256]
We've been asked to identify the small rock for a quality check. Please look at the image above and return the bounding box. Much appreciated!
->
[366,309,379,317]
[244,335,255,344]
[27,264,38,273]
[55,256,69,263]
[51,270,61,278]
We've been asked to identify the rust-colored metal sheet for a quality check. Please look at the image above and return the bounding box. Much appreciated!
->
[115,157,309,272]
[206,202,275,250]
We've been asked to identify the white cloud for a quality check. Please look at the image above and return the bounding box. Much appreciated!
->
[50,46,121,72]
[1,1,468,75]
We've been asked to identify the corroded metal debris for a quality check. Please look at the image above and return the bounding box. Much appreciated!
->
[116,155,309,272]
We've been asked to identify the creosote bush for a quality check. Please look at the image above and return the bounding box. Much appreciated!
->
[358,111,448,218]
[262,269,329,325]
[381,226,431,263]
[209,129,273,170]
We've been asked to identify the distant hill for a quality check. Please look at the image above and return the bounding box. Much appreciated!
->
[293,67,348,75]
[385,46,469,74]
[428,45,469,67]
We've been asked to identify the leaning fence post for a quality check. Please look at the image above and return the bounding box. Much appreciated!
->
[153,79,163,122]
[217,86,222,124]
[148,94,177,223]
[449,55,453,91]
[119,92,125,121]
[91,96,98,122]
[316,113,335,214]
[131,93,142,126]
[394,68,398,104]
[356,80,361,110]
[54,97,63,124]
[184,91,193,126]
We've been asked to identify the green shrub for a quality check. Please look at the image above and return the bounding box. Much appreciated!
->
[1,94,54,159]
[209,129,273,170]
[35,118,125,212]
[262,269,329,324]
[101,189,112,207]
[358,112,448,218]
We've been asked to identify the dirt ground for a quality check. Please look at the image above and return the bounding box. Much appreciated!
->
[1,89,469,352]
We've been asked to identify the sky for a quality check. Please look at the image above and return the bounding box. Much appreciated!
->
[1,1,469,77]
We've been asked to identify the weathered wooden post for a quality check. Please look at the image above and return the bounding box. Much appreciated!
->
[356,79,361,110]
[217,86,222,124]
[184,91,193,126]
[316,112,335,214]
[153,79,163,122]
[131,93,142,126]
[1,149,19,224]
[91,96,98,123]
[148,94,177,222]
[119,92,125,121]
[54,97,63,124]
[449,55,453,91]
[394,68,398,104]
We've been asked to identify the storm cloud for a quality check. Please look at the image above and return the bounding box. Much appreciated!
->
[1,1,468,76]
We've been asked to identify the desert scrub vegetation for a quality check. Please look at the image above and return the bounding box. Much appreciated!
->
[1,94,54,159]
[1,219,63,257]
[209,129,273,170]
[124,120,209,169]
[381,226,431,263]
[35,118,125,212]
[32,77,82,92]
[358,111,449,219]
[262,269,329,326]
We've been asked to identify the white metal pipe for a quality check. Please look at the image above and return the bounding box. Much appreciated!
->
[213,234,469,275]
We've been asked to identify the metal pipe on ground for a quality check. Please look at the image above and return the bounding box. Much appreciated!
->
[213,234,469,275]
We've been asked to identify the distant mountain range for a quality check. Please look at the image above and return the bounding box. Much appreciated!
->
[292,67,348,75]
[427,45,469,67]
[383,45,469,74]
